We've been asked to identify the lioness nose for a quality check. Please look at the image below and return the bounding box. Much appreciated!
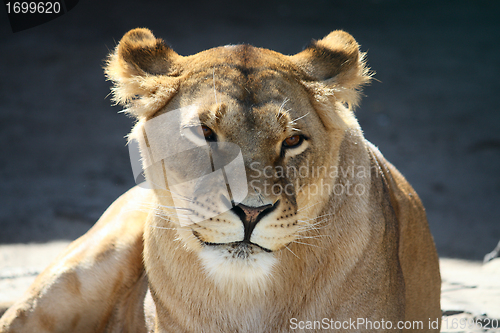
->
[238,203,273,224]
[232,202,279,242]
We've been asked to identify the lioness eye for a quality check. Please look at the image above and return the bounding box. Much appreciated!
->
[283,135,303,148]
[195,125,216,142]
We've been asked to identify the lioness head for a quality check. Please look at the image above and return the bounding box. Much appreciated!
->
[106,28,371,288]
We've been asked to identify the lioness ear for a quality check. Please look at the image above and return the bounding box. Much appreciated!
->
[290,30,371,109]
[105,28,181,118]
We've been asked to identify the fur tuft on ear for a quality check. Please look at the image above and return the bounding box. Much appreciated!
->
[290,30,372,109]
[105,28,182,118]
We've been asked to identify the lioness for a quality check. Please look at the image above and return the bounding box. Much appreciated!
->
[0,29,441,332]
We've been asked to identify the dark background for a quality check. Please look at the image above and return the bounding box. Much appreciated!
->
[0,0,499,260]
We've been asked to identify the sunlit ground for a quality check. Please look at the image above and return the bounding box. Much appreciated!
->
[1,243,499,331]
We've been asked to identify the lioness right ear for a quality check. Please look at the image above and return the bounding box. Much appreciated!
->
[105,28,182,118]
[290,30,371,109]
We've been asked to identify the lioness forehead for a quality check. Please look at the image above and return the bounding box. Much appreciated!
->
[180,45,307,103]
[185,44,299,74]
[167,46,315,143]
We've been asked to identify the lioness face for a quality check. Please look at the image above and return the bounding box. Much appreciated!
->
[107,29,369,286]
[144,48,350,284]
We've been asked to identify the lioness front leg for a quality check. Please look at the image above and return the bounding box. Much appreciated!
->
[0,187,153,333]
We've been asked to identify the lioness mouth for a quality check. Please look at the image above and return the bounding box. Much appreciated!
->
[203,240,273,257]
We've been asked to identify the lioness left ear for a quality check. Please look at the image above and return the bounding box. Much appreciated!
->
[105,28,182,118]
[290,30,371,108]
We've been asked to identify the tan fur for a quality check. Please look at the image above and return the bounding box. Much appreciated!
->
[0,29,440,332]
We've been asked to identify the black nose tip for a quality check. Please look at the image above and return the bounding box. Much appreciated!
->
[231,201,279,242]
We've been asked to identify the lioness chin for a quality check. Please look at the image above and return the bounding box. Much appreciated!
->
[0,29,440,333]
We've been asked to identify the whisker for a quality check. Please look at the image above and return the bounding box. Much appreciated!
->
[297,213,332,222]
[297,201,323,212]
[155,212,191,221]
[296,234,332,239]
[284,244,300,259]
[156,205,194,212]
[278,97,290,115]
[289,112,310,125]
[150,225,177,230]
[297,220,330,232]
[290,240,324,249]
